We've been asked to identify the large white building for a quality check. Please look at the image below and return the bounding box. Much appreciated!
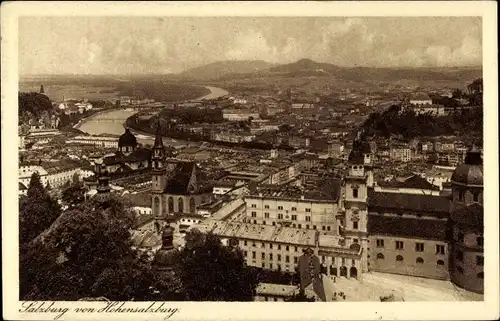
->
[66,135,119,149]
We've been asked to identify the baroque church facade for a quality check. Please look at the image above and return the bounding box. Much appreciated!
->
[150,131,217,217]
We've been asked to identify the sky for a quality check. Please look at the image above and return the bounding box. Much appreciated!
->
[19,17,482,75]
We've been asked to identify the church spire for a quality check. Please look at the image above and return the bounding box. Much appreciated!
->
[95,159,111,194]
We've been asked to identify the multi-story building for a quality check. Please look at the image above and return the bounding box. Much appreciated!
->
[449,148,483,293]
[66,135,119,149]
[150,131,221,217]
[390,145,412,162]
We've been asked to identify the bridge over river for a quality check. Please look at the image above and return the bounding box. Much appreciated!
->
[76,86,229,142]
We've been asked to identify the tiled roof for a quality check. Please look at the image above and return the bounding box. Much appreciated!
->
[368,214,448,241]
[103,148,152,165]
[450,203,483,228]
[123,191,151,208]
[378,175,439,191]
[410,92,432,101]
[368,190,450,215]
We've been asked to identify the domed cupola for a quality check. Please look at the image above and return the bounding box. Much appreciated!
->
[451,146,483,208]
[451,148,483,188]
[118,128,138,155]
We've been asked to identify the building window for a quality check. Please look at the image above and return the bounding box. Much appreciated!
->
[261,262,265,268]
[436,244,445,255]
[244,240,247,246]
[313,225,317,230]
[473,192,479,202]
[477,236,484,247]
[168,197,174,213]
[437,260,444,266]
[291,207,297,211]
[298,224,302,229]
[278,254,281,261]
[277,245,281,250]
[270,253,273,260]
[278,214,283,219]
[264,205,270,209]
[353,238,359,244]
[457,250,464,262]
[278,206,283,210]
[351,259,356,265]
[251,204,257,208]
[353,221,358,230]
[285,256,290,263]
[476,256,484,266]
[416,257,424,264]
[415,243,424,252]
[305,208,311,212]
[269,244,273,249]
[306,225,309,229]
[396,255,404,262]
[477,272,484,279]
[377,253,385,260]
[353,188,358,198]
[305,216,311,222]
[292,224,296,228]
[274,298,278,302]
[261,253,265,260]
[178,197,184,213]
[395,241,404,250]
[251,211,257,217]
[264,212,270,218]
[252,251,256,259]
[291,215,297,220]
[286,246,290,251]
[269,263,273,269]
[272,222,276,226]
[253,220,257,224]
[376,239,385,248]
[252,242,256,247]
[264,297,268,301]
[294,257,298,263]
[322,226,326,231]
[327,226,331,231]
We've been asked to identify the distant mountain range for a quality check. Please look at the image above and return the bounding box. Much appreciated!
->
[179,60,276,81]
[179,58,482,83]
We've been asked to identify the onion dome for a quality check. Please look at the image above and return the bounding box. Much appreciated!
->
[118,128,137,148]
[451,148,483,187]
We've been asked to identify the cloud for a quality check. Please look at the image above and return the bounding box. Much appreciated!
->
[19,17,482,75]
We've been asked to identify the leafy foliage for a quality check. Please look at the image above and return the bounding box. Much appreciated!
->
[19,172,61,245]
[19,92,54,121]
[361,105,482,141]
[61,175,86,208]
[286,289,316,302]
[19,194,158,301]
[178,233,258,301]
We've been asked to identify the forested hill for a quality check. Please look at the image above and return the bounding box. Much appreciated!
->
[361,105,482,143]
[19,92,54,119]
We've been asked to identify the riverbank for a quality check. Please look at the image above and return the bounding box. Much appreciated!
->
[75,85,229,139]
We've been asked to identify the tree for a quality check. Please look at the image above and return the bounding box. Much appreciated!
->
[286,289,316,302]
[178,233,257,301]
[61,178,86,208]
[19,172,61,245]
[20,194,161,301]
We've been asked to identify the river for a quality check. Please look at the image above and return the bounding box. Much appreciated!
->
[76,85,228,145]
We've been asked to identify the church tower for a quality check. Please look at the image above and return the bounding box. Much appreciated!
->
[343,134,372,272]
[40,85,45,94]
[151,128,167,216]
[95,159,111,194]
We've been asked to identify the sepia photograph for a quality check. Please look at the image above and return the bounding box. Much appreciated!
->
[2,1,499,320]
